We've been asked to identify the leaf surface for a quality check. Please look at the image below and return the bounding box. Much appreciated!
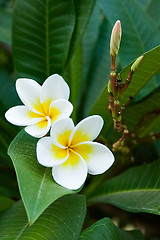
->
[79,218,144,240]
[0,7,12,44]
[89,160,160,215]
[0,194,86,239]
[8,130,79,224]
[123,88,160,135]
[12,0,75,83]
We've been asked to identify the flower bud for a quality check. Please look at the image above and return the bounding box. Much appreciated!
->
[131,56,144,72]
[107,80,112,93]
[110,20,122,57]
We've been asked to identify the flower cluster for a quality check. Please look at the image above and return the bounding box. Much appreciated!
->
[5,74,114,190]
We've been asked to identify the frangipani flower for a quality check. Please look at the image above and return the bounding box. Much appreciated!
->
[5,74,73,138]
[37,116,114,190]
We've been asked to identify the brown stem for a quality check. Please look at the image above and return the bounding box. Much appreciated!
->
[121,70,134,94]
[109,93,114,111]
[112,127,129,152]
[119,128,129,142]
[110,55,117,95]
[110,71,117,95]
[111,55,116,71]
[120,96,133,114]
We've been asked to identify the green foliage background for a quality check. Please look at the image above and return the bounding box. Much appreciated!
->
[0,0,160,239]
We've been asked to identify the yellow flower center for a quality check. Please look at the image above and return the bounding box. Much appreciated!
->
[29,99,60,123]
[56,129,91,167]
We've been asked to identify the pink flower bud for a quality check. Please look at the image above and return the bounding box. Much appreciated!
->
[110,20,122,57]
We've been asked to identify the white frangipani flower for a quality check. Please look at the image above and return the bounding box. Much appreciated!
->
[5,74,73,138]
[37,116,115,190]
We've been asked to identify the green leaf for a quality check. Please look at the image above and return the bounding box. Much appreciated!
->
[0,196,14,213]
[0,69,20,165]
[123,88,160,134]
[79,218,144,240]
[0,8,12,44]
[89,160,160,215]
[12,0,75,83]
[65,44,83,122]
[84,17,112,116]
[8,130,79,224]
[0,69,20,113]
[68,0,96,60]
[119,45,160,105]
[138,0,150,8]
[0,194,86,239]
[146,0,160,26]
[90,45,160,136]
[82,2,100,84]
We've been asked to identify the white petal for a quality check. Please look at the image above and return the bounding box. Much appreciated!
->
[5,106,43,126]
[25,116,51,138]
[49,99,73,124]
[52,151,87,190]
[36,137,69,167]
[40,74,70,105]
[50,118,74,148]
[16,78,41,113]
[69,115,104,145]
[73,142,114,175]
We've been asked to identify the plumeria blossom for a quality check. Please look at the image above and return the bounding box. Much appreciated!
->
[37,115,114,190]
[5,74,73,138]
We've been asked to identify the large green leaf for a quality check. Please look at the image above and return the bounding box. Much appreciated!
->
[12,0,96,84]
[88,160,160,215]
[68,0,96,60]
[123,88,160,134]
[90,45,160,136]
[76,2,100,119]
[0,69,19,110]
[146,0,160,26]
[8,130,79,224]
[0,194,86,239]
[0,69,20,167]
[0,7,12,44]
[79,218,144,240]
[82,2,100,84]
[138,0,149,7]
[119,45,160,105]
[65,44,83,122]
[12,0,75,83]
[84,17,112,116]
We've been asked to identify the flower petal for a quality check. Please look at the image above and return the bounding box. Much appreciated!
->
[49,99,73,124]
[50,118,74,148]
[16,78,41,113]
[37,137,69,167]
[73,142,114,175]
[52,151,87,190]
[40,74,70,105]
[70,115,104,145]
[5,106,43,126]
[25,116,51,138]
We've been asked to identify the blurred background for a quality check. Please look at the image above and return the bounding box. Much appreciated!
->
[0,0,160,239]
